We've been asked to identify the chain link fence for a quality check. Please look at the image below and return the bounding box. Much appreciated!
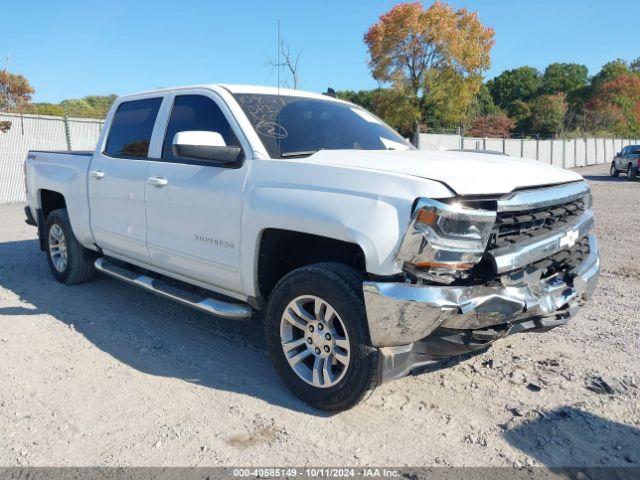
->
[418,133,640,168]
[0,113,104,203]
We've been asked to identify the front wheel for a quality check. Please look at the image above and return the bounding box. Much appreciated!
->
[45,209,96,284]
[610,162,620,177]
[265,263,379,411]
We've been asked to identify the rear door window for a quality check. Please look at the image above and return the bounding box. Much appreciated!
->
[162,94,240,160]
[104,98,162,158]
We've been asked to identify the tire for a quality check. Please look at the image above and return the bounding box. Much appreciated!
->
[265,262,380,411]
[45,209,96,285]
[628,164,637,181]
[610,162,620,177]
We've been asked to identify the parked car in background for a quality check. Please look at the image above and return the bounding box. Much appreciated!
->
[24,84,600,411]
[611,145,640,180]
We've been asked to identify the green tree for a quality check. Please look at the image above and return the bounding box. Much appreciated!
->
[25,102,65,116]
[506,99,532,133]
[529,93,568,136]
[422,67,483,130]
[540,63,588,95]
[60,98,96,117]
[488,66,541,109]
[83,94,117,117]
[591,59,630,88]
[336,90,377,112]
[337,87,418,137]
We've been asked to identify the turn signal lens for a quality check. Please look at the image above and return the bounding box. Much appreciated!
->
[416,209,438,226]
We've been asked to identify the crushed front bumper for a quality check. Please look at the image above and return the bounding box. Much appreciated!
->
[363,234,600,380]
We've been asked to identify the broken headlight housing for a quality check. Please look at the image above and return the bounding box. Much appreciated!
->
[397,198,497,284]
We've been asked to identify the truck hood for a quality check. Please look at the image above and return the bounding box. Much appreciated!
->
[301,149,584,195]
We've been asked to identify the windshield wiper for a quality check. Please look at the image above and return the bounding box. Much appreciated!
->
[280,150,320,158]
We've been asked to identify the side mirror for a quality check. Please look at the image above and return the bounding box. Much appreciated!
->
[172,131,242,163]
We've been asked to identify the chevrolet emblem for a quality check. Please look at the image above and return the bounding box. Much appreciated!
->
[559,229,579,249]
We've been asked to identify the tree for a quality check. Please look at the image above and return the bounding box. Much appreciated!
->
[488,66,541,109]
[0,70,35,132]
[267,41,302,89]
[83,94,117,117]
[60,98,95,117]
[467,114,515,137]
[422,67,483,130]
[337,87,419,137]
[540,63,588,95]
[336,89,376,112]
[25,102,65,116]
[469,83,501,117]
[631,57,640,74]
[364,1,494,128]
[529,93,568,136]
[591,59,630,88]
[586,74,640,136]
[506,99,532,133]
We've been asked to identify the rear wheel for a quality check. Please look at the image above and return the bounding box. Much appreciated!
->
[628,163,637,181]
[45,209,96,284]
[265,262,379,411]
[610,162,620,177]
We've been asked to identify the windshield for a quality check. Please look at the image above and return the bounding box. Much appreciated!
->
[232,93,412,158]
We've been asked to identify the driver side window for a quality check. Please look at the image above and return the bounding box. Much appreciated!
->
[162,94,240,160]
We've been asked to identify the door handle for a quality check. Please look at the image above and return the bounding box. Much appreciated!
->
[90,170,105,179]
[148,177,168,187]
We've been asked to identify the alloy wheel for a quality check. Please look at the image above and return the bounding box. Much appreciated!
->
[48,224,68,272]
[280,295,351,388]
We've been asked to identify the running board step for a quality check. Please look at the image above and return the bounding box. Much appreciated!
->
[94,257,252,320]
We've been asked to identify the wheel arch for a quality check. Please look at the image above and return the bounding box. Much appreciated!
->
[255,228,367,304]
[37,189,67,251]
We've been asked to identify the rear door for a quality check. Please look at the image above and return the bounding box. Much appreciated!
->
[629,146,640,170]
[88,96,164,262]
[144,90,250,295]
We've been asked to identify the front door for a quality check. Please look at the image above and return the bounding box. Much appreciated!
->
[616,147,627,170]
[144,93,248,295]
[88,97,163,262]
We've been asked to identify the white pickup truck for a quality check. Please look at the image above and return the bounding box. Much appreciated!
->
[24,84,600,411]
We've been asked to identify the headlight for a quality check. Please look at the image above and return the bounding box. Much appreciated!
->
[397,198,496,283]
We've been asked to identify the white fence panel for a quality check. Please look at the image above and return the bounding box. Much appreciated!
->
[585,139,596,166]
[564,139,576,169]
[595,138,605,164]
[418,133,461,151]
[551,140,564,168]
[504,139,521,157]
[537,140,551,164]
[522,139,537,160]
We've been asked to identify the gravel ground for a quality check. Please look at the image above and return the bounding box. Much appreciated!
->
[0,163,638,468]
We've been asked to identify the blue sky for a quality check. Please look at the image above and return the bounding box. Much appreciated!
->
[2,0,639,103]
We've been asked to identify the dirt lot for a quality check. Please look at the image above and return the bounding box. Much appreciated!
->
[0,163,638,468]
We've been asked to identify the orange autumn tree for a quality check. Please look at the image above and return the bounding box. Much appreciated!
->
[586,74,640,137]
[364,1,494,131]
[0,70,35,133]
